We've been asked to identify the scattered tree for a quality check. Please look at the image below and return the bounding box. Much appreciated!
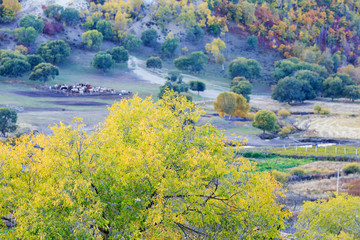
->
[29,63,59,82]
[0,58,31,77]
[174,51,208,73]
[230,80,253,102]
[109,47,128,63]
[0,107,17,137]
[247,36,258,50]
[272,77,316,103]
[161,36,180,56]
[96,20,114,40]
[205,38,226,70]
[26,54,45,69]
[2,0,21,12]
[230,76,247,87]
[186,25,204,42]
[19,15,44,33]
[214,91,250,119]
[123,34,142,51]
[44,5,64,20]
[158,81,188,98]
[252,110,278,134]
[141,29,158,47]
[322,76,343,101]
[61,8,80,25]
[36,40,70,64]
[295,195,360,239]
[14,27,38,46]
[82,30,103,50]
[146,56,162,70]
[189,81,206,95]
[92,51,115,72]
[343,85,360,102]
[0,5,15,23]
[228,57,261,80]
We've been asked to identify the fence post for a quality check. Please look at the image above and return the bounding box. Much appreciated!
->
[306,146,308,152]
[296,146,298,151]
[356,149,358,155]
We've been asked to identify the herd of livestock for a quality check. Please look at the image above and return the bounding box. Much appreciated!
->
[46,83,131,96]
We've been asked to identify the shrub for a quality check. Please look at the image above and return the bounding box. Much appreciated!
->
[109,46,128,63]
[36,40,70,64]
[96,20,113,40]
[82,30,103,50]
[14,27,38,46]
[141,29,158,47]
[278,109,290,118]
[123,34,142,51]
[289,168,306,177]
[146,57,162,69]
[186,26,204,42]
[92,51,114,72]
[320,107,330,115]
[43,21,63,35]
[161,37,180,56]
[343,163,360,175]
[279,125,294,138]
[61,8,80,26]
[314,104,322,114]
[20,15,44,33]
[228,57,261,80]
[246,112,255,121]
[230,76,247,87]
[247,36,258,50]
[271,170,289,184]
[347,179,360,196]
[44,5,64,20]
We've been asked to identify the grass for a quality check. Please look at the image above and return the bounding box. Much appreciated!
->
[269,145,360,157]
[249,157,314,172]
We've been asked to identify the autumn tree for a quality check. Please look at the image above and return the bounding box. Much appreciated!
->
[82,30,104,50]
[29,63,59,82]
[0,107,17,137]
[0,5,15,23]
[228,57,261,80]
[252,110,278,134]
[2,0,21,12]
[205,38,226,70]
[36,40,70,64]
[214,91,250,119]
[0,92,290,239]
[189,80,206,95]
[92,51,115,72]
[296,195,360,239]
[146,56,162,70]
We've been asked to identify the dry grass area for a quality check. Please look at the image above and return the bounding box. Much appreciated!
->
[296,161,353,171]
[251,95,360,115]
[295,115,360,139]
[287,174,360,199]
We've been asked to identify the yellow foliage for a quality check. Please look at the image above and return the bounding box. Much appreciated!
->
[3,0,22,12]
[0,92,290,239]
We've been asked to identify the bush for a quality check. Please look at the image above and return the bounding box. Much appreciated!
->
[14,27,38,46]
[123,34,142,51]
[247,36,258,50]
[343,163,360,175]
[161,37,180,56]
[82,30,103,50]
[289,168,306,177]
[186,26,204,42]
[228,57,261,80]
[278,109,290,118]
[246,112,255,121]
[271,170,289,184]
[314,104,322,114]
[20,15,44,33]
[36,40,70,64]
[230,76,246,87]
[146,57,162,69]
[279,125,294,138]
[109,46,128,63]
[44,5,64,20]
[43,21,63,35]
[0,5,15,23]
[61,8,80,25]
[92,51,114,72]
[141,29,158,47]
[96,20,113,40]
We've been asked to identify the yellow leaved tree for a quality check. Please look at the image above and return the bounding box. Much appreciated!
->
[214,91,250,119]
[205,38,226,70]
[3,0,22,12]
[0,92,289,239]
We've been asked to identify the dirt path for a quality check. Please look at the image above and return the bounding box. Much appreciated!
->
[128,56,225,99]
